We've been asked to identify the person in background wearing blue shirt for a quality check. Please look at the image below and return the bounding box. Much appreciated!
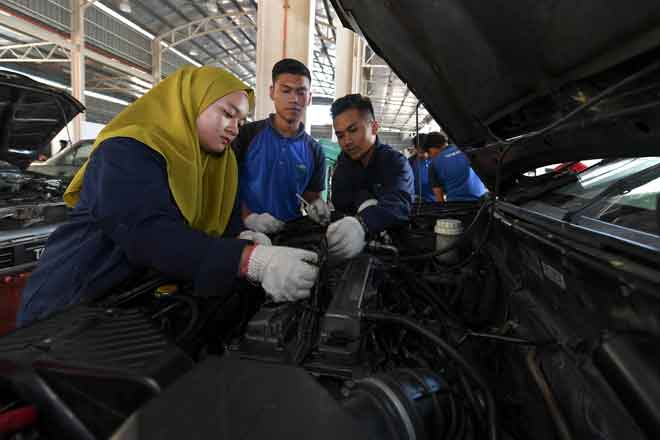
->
[408,133,436,203]
[232,59,329,234]
[18,66,319,326]
[327,94,414,259]
[425,132,486,202]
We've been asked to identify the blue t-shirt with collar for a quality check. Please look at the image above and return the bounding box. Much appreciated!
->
[429,145,486,201]
[409,156,436,202]
[233,115,326,222]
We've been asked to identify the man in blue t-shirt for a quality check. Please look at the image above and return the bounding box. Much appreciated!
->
[424,132,486,202]
[232,59,328,234]
[408,134,435,202]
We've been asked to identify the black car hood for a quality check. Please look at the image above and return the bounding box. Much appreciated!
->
[0,70,84,168]
[331,0,660,190]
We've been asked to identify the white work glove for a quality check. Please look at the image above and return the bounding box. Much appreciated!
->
[357,198,378,213]
[244,213,285,234]
[246,245,319,302]
[238,230,272,246]
[326,216,366,260]
[307,198,331,225]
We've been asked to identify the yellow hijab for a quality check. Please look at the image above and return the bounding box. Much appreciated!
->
[64,66,254,236]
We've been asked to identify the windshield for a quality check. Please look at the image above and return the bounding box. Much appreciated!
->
[27,139,94,178]
[536,157,660,236]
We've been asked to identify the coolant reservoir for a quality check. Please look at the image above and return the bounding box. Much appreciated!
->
[434,218,463,264]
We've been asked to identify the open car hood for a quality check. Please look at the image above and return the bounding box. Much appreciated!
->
[331,0,660,190]
[0,70,84,169]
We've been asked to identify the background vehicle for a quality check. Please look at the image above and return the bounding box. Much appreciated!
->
[27,139,95,179]
[0,70,83,335]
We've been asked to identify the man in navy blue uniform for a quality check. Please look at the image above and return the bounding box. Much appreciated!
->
[408,134,436,203]
[424,132,486,202]
[327,94,414,259]
[232,59,329,234]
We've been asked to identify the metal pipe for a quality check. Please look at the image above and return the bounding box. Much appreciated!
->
[525,349,573,440]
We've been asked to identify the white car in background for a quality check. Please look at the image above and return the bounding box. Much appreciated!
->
[28,138,95,179]
[0,70,83,334]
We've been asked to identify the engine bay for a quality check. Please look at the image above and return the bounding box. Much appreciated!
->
[0,170,68,230]
[0,199,658,440]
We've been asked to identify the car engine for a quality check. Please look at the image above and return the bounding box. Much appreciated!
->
[0,199,658,440]
[0,170,68,230]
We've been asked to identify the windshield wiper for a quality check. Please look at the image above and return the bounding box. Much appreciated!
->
[562,162,660,222]
[506,172,578,204]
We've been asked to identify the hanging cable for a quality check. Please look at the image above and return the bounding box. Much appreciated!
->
[361,312,498,440]
[490,59,660,197]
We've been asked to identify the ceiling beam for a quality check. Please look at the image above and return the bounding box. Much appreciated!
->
[157,13,253,49]
[186,0,255,77]
[129,0,218,69]
[0,42,69,63]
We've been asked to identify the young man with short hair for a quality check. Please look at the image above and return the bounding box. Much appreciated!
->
[423,132,486,202]
[409,133,436,203]
[326,94,414,259]
[233,58,329,235]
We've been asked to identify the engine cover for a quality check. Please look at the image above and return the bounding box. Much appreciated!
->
[230,255,380,377]
[0,306,194,439]
[314,255,379,371]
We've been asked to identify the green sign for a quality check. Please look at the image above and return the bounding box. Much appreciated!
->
[318,138,340,200]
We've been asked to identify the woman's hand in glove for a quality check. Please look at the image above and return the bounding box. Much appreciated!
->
[245,245,319,302]
[244,213,285,234]
[238,230,272,246]
[326,216,366,260]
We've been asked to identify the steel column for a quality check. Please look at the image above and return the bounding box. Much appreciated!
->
[255,0,316,121]
[71,0,87,143]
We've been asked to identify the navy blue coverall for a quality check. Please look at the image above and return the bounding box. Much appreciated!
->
[331,140,414,235]
[18,138,247,325]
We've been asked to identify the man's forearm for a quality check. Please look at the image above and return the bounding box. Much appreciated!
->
[359,191,411,235]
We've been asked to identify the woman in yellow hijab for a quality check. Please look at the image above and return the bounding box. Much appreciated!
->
[18,66,319,325]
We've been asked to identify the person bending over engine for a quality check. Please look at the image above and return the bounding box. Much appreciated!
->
[18,66,318,326]
[422,132,486,202]
[322,93,414,260]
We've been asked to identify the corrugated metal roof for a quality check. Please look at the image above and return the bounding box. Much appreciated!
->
[0,0,435,133]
